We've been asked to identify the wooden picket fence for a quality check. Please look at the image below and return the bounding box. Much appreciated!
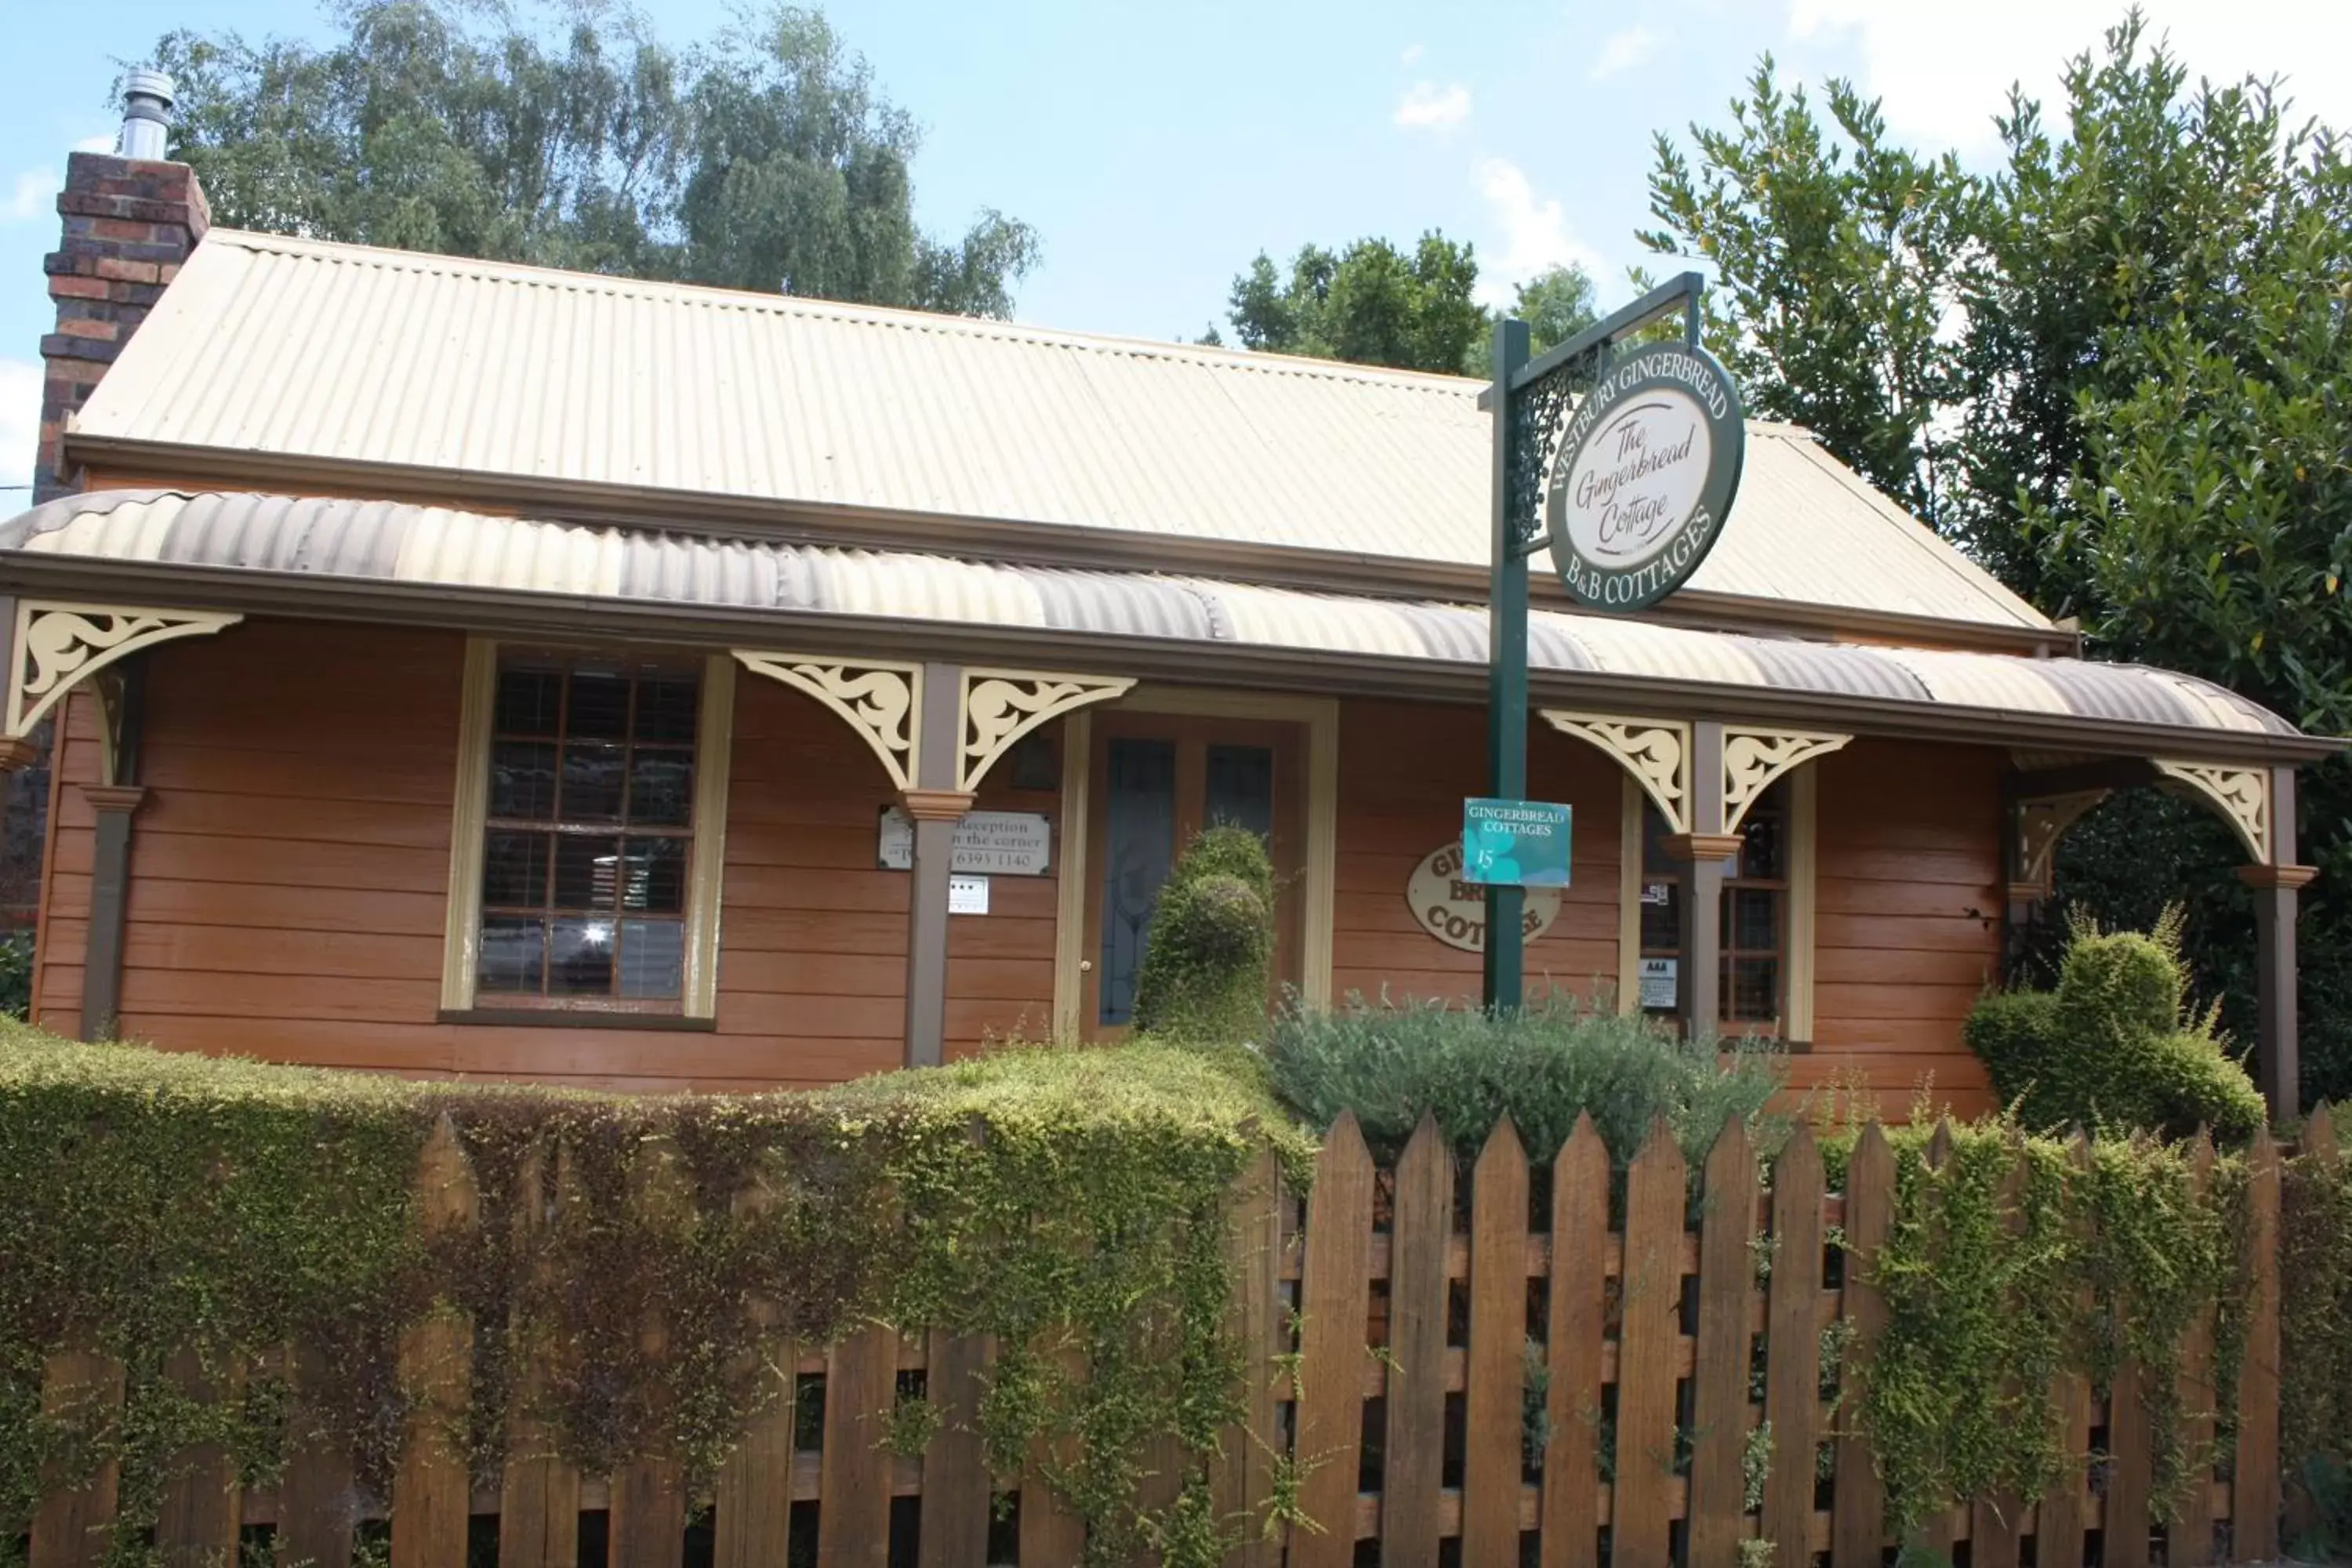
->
[21,1108,2310,1567]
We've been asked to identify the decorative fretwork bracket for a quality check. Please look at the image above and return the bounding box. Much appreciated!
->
[960,670,1135,793]
[734,653,923,790]
[2011,789,2111,894]
[1722,728,1851,833]
[2154,760,2272,863]
[5,601,241,740]
[1541,711,1691,834]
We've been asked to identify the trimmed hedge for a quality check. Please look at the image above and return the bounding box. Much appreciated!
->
[1131,826,1277,1044]
[0,1024,1308,1563]
[1965,914,2265,1141]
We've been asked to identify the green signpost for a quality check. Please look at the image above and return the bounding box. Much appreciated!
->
[1479,273,1744,1012]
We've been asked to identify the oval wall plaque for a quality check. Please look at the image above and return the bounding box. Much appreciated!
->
[1406,841,1562,954]
[1544,341,1745,612]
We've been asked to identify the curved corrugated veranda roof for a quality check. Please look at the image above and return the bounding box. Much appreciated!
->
[64,230,2051,635]
[0,490,2303,753]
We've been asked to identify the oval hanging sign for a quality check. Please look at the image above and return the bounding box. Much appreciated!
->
[1545,341,1744,612]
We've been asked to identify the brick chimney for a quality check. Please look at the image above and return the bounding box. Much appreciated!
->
[34,71,209,503]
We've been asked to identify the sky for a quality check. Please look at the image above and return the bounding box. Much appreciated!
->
[2,0,2350,493]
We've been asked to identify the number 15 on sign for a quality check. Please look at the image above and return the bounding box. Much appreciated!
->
[1460,798,1573,888]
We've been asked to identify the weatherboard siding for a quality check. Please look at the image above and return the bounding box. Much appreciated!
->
[1805,739,2004,1119]
[1326,710,2002,1120]
[27,619,1999,1108]
[1330,700,1624,1007]
[28,617,1055,1088]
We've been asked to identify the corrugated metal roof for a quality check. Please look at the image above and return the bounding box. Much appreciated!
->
[0,490,2291,744]
[73,230,2052,630]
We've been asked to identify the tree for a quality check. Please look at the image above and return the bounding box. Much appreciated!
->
[1642,59,1976,526]
[1512,264,1599,357]
[1225,232,1488,374]
[1645,16,2352,1104]
[1218,241,1596,373]
[1959,20,2346,619]
[147,0,1039,316]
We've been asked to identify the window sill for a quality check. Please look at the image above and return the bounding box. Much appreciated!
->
[437,1007,717,1033]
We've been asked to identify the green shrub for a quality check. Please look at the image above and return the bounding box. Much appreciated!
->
[2282,1118,2352,1527]
[1961,990,2063,1117]
[1964,913,2264,1141]
[1265,989,1784,1169]
[0,931,30,1021]
[0,1023,1305,1560]
[1851,1116,2253,1544]
[1131,826,1276,1044]
[2143,1029,2267,1144]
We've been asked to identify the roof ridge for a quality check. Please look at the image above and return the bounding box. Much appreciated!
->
[199,228,1488,396]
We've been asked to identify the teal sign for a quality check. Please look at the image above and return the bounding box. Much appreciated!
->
[1461,798,1573,888]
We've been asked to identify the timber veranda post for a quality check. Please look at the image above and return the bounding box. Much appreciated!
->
[1483,317,1532,1012]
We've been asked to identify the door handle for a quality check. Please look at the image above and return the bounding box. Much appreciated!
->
[1079,960,1093,972]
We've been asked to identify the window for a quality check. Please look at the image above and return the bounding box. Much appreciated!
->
[1720,790,1788,1025]
[442,641,733,1019]
[1638,776,1793,1032]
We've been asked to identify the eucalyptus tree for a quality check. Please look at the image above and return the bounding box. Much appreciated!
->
[147,0,1039,315]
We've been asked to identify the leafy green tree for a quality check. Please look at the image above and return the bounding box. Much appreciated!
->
[2006,33,2352,1100]
[1947,27,2333,611]
[1225,232,1487,374]
[1642,59,1976,525]
[1512,263,1599,357]
[148,0,1039,315]
[1646,16,2352,1104]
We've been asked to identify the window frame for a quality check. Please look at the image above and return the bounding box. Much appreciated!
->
[1719,789,1790,1029]
[439,638,735,1022]
[1615,766,1819,1042]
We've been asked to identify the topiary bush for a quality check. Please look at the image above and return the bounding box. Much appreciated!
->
[1131,826,1276,1044]
[1964,912,2264,1141]
[1265,989,1784,1169]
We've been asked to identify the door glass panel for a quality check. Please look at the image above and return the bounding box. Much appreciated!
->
[1205,744,1275,840]
[1099,738,1178,1025]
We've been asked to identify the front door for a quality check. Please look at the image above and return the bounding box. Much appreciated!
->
[1080,712,1304,1039]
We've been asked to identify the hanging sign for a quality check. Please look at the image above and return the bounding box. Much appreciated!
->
[1545,341,1744,612]
[1460,798,1573,887]
[1406,841,1562,954]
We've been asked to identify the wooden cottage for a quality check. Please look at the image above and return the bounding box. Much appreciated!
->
[5,143,2328,1117]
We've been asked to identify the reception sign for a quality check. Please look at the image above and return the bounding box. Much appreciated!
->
[878,808,1052,875]
[1545,341,1744,611]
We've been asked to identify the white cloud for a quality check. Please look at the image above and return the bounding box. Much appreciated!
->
[73,134,116,155]
[1470,158,1609,308]
[1393,80,1472,132]
[1788,0,2352,154]
[0,359,43,494]
[1400,42,1426,65]
[1591,25,1666,81]
[2,170,58,222]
